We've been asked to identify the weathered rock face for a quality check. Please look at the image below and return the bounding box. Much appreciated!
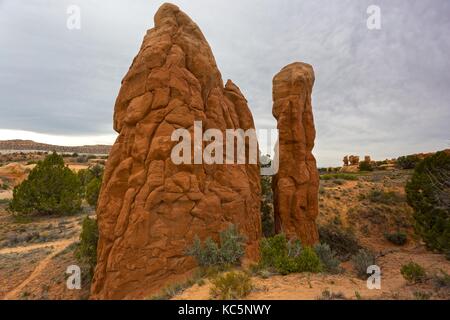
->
[271,62,319,245]
[343,156,349,166]
[91,3,261,300]
[349,155,360,166]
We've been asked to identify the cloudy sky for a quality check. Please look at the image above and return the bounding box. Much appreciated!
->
[0,0,449,166]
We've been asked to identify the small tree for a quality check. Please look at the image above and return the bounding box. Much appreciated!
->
[406,151,450,254]
[86,177,102,208]
[76,216,99,276]
[9,152,82,215]
[397,155,420,170]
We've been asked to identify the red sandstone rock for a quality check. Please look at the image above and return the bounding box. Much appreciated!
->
[349,155,360,166]
[343,156,349,166]
[90,3,261,299]
[271,62,319,246]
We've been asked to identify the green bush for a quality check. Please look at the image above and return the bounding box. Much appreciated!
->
[210,271,253,300]
[351,249,376,279]
[397,155,420,169]
[76,216,99,276]
[314,243,342,274]
[296,247,323,273]
[86,177,102,208]
[259,234,322,275]
[186,225,246,268]
[358,161,373,172]
[260,234,289,268]
[8,152,82,215]
[318,223,361,261]
[401,262,426,283]
[384,231,407,245]
[406,151,450,254]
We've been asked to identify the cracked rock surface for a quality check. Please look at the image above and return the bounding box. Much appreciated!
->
[91,3,261,299]
[272,62,319,246]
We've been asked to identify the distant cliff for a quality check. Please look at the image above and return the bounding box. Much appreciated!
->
[0,140,111,154]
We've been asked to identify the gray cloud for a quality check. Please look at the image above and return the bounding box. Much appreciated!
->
[0,0,449,166]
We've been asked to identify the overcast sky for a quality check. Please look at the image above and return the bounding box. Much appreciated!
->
[0,0,449,166]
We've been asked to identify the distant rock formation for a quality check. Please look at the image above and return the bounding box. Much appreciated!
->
[271,62,319,245]
[349,155,359,166]
[91,3,261,299]
[343,155,349,166]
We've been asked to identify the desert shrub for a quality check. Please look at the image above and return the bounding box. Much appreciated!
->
[318,223,361,260]
[86,177,102,208]
[260,176,274,237]
[351,249,376,279]
[259,234,322,274]
[314,243,342,274]
[384,231,407,245]
[9,152,82,215]
[259,234,289,269]
[401,262,426,283]
[210,271,253,300]
[320,173,358,181]
[366,189,403,204]
[358,161,373,172]
[186,225,246,268]
[150,275,204,300]
[432,270,450,289]
[317,289,346,300]
[406,151,450,254]
[413,291,431,300]
[187,237,220,267]
[397,155,420,170]
[76,216,99,276]
[219,225,246,265]
[296,247,323,273]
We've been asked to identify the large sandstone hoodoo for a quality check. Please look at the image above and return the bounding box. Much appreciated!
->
[271,62,319,245]
[91,3,261,299]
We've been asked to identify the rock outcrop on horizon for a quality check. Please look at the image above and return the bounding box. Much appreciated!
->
[91,3,261,299]
[271,62,319,245]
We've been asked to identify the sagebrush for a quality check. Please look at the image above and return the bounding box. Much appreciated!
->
[210,271,253,300]
[186,225,246,268]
